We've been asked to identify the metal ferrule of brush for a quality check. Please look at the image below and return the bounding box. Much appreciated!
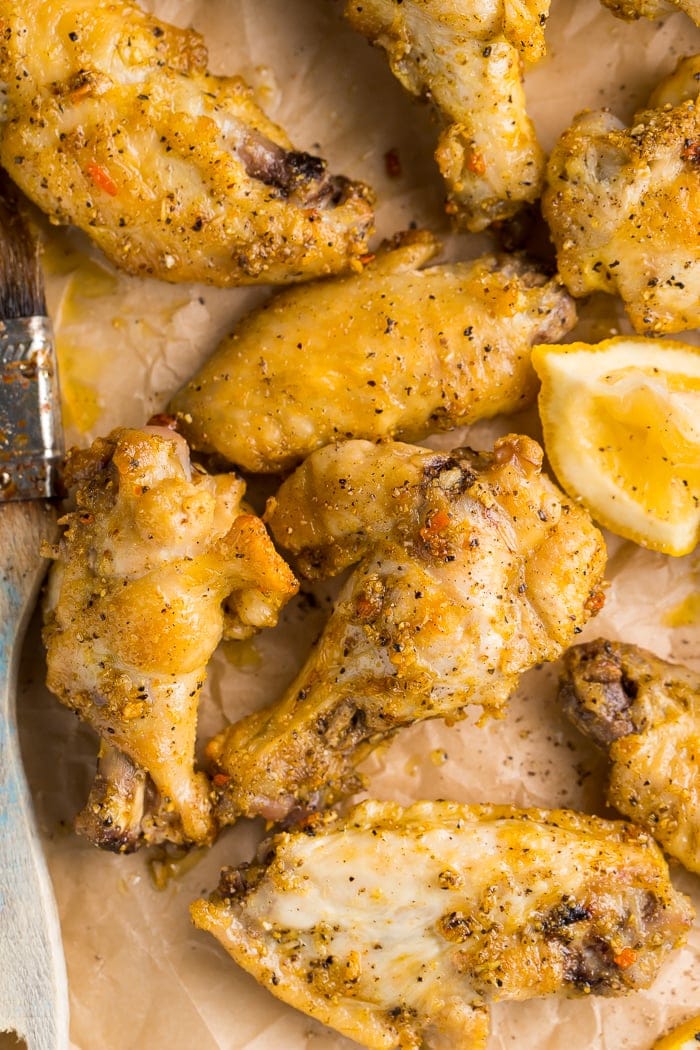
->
[0,315,64,501]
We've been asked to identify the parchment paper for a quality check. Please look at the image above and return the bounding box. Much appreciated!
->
[14,1,700,1047]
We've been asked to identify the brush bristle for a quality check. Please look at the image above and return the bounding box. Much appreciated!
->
[0,169,46,319]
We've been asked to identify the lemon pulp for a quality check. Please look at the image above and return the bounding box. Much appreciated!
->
[533,338,700,556]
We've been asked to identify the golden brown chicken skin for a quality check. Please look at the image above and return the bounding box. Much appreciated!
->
[0,0,373,285]
[543,56,700,334]
[170,231,576,473]
[207,435,606,824]
[345,0,549,231]
[600,0,700,24]
[192,800,693,1050]
[42,425,298,851]
[560,639,700,875]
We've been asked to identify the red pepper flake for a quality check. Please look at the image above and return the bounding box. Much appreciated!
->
[419,509,453,557]
[422,509,451,535]
[585,587,606,616]
[359,253,376,267]
[212,773,231,788]
[466,150,486,176]
[147,412,178,430]
[294,811,324,833]
[86,162,118,196]
[681,139,700,164]
[384,147,402,178]
[613,947,637,969]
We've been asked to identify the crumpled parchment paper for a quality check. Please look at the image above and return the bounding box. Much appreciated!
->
[14,1,700,1047]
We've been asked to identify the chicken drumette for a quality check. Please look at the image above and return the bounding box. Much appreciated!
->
[600,0,700,26]
[42,425,297,851]
[560,638,700,874]
[345,0,549,231]
[192,800,693,1050]
[170,231,576,473]
[0,0,373,285]
[207,434,606,824]
[543,55,700,334]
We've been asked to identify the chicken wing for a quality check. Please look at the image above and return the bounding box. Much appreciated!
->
[543,56,700,334]
[170,231,576,473]
[600,0,700,25]
[560,638,700,874]
[42,425,298,851]
[0,0,373,285]
[345,0,549,232]
[207,434,606,824]
[192,799,693,1050]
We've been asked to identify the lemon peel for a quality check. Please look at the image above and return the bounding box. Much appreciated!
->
[651,1014,700,1050]
[532,337,700,556]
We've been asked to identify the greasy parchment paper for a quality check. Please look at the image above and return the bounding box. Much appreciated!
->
[14,1,700,1047]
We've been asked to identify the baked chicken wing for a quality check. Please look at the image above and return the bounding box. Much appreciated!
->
[0,0,373,285]
[345,0,549,231]
[42,425,298,851]
[192,799,693,1050]
[600,0,700,25]
[170,231,576,473]
[543,56,700,334]
[207,434,606,824]
[560,638,700,874]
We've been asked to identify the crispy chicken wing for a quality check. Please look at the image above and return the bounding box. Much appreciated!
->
[560,639,700,874]
[0,0,373,285]
[600,0,700,25]
[42,425,298,851]
[192,799,693,1050]
[207,435,606,824]
[170,231,576,473]
[345,0,549,232]
[543,56,700,334]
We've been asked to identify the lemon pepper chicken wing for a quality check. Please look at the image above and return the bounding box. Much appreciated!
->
[543,56,700,334]
[560,639,700,874]
[0,0,373,285]
[207,435,606,824]
[192,800,693,1050]
[345,0,549,231]
[170,232,576,473]
[600,0,700,25]
[42,426,298,851]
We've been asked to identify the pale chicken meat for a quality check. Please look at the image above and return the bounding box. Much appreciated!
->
[345,0,549,231]
[170,231,576,473]
[42,425,298,851]
[207,435,606,824]
[191,799,693,1050]
[560,639,700,875]
[543,55,700,334]
[0,0,373,285]
[600,0,700,25]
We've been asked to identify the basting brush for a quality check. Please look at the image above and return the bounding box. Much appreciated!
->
[0,172,69,1049]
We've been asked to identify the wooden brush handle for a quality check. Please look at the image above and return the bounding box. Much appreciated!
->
[0,501,69,1050]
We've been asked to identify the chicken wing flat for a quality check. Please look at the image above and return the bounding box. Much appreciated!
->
[543,56,700,334]
[192,799,693,1050]
[600,0,700,25]
[42,425,298,851]
[170,231,576,473]
[560,639,700,874]
[0,0,373,286]
[345,0,549,232]
[207,434,606,824]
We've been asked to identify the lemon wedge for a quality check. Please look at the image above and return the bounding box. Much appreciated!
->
[532,337,700,556]
[651,1015,700,1050]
